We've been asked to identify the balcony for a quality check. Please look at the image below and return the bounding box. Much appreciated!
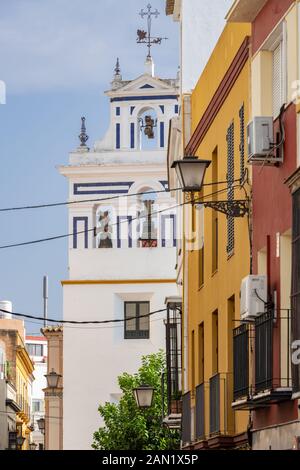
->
[232,323,250,408]
[164,298,182,430]
[16,394,31,422]
[232,311,293,410]
[193,374,244,450]
[139,239,158,248]
[210,375,220,435]
[195,384,205,442]
[181,392,191,447]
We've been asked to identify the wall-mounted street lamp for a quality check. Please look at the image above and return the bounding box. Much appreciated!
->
[37,418,45,435]
[133,384,155,409]
[172,157,211,192]
[172,156,249,218]
[45,369,61,391]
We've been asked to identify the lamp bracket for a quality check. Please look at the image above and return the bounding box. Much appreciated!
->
[194,199,249,218]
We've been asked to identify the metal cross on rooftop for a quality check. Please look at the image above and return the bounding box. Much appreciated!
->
[137,4,167,59]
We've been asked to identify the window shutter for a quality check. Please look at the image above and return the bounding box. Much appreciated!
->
[227,122,235,255]
[272,42,283,117]
[239,104,245,180]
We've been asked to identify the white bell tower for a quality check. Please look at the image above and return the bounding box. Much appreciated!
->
[58,6,180,451]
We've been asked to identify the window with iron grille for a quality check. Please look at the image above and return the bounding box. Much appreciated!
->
[292,189,300,393]
[226,122,235,255]
[124,302,150,339]
[166,313,182,415]
[255,311,273,393]
[239,104,245,181]
[233,324,249,401]
[8,432,17,450]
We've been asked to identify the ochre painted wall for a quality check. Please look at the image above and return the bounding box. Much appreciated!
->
[190,23,251,134]
[186,23,252,442]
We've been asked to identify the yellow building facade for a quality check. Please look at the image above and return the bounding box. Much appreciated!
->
[16,335,35,450]
[182,23,252,449]
[0,319,34,450]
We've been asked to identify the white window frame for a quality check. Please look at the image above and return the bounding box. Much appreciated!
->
[263,21,287,119]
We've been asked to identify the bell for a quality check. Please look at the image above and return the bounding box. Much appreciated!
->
[144,115,155,139]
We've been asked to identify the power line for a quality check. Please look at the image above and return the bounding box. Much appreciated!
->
[0,179,240,213]
[25,315,166,331]
[0,307,167,325]
[0,183,242,250]
[0,409,63,421]
[0,188,177,213]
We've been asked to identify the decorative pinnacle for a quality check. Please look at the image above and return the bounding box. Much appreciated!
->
[78,117,89,148]
[115,58,121,76]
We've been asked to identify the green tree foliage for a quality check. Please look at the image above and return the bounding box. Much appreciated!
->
[92,351,180,450]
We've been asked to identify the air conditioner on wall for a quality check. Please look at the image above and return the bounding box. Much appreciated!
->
[247,116,282,165]
[240,275,267,321]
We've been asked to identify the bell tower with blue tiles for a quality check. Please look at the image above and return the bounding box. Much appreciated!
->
[58,58,179,450]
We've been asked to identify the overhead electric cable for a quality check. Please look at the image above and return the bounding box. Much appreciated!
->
[0,307,167,325]
[0,183,243,250]
[0,179,241,213]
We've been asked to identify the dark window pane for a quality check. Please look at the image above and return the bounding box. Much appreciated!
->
[125,303,136,331]
[26,344,43,357]
[139,302,150,331]
[124,302,150,339]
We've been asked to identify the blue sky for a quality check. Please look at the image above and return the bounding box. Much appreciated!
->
[0,0,179,333]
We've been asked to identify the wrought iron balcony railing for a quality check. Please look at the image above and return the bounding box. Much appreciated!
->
[233,323,250,401]
[181,392,191,446]
[232,311,293,409]
[195,383,205,441]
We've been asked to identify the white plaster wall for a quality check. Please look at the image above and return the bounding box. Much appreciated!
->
[181,0,233,93]
[63,281,178,450]
[68,248,176,280]
[31,362,47,400]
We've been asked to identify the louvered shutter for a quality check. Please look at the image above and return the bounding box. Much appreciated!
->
[239,104,245,180]
[227,123,235,255]
[273,42,283,118]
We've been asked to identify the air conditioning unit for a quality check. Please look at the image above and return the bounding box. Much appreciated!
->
[240,275,267,321]
[247,117,278,165]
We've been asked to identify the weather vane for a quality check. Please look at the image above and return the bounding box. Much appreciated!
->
[137,4,168,59]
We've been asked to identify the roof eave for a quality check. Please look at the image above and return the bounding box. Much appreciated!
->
[165,0,175,16]
[226,0,268,23]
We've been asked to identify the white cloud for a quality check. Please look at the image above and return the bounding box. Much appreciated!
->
[0,0,179,94]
